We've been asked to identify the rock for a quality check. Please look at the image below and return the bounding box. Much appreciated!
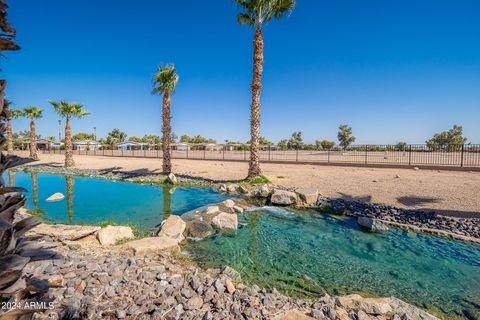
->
[413,167,419,171]
[227,185,239,193]
[46,192,65,202]
[29,224,100,241]
[214,279,225,294]
[239,185,248,194]
[295,188,319,205]
[188,220,214,239]
[116,310,127,319]
[167,173,177,184]
[75,280,86,294]
[387,297,440,320]
[158,215,186,243]
[336,294,392,315]
[212,212,238,231]
[125,236,180,254]
[97,225,134,246]
[223,199,235,208]
[204,206,219,215]
[233,206,244,214]
[185,296,203,310]
[275,310,316,320]
[219,184,227,193]
[48,275,65,287]
[357,216,389,232]
[225,279,236,294]
[222,266,241,281]
[271,189,298,205]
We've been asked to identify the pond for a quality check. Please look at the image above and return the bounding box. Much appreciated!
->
[184,207,480,320]
[7,170,231,231]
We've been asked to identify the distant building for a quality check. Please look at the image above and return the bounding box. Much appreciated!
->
[116,141,152,150]
[21,138,57,151]
[73,140,102,151]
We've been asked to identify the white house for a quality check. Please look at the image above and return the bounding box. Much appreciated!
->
[73,140,102,151]
[116,141,150,150]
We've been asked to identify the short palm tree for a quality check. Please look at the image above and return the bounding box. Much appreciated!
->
[233,0,295,178]
[152,65,179,174]
[49,100,90,167]
[5,101,23,155]
[22,107,43,160]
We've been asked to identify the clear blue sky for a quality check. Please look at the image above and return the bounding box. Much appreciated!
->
[2,0,480,144]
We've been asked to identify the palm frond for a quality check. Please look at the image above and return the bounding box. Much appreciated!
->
[152,64,179,96]
[22,107,43,119]
[49,100,90,120]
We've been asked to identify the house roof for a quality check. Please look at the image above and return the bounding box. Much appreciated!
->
[73,140,101,145]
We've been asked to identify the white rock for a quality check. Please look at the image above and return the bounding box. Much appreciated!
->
[295,188,319,205]
[223,199,235,208]
[158,215,186,243]
[97,226,134,246]
[125,236,180,255]
[46,192,65,202]
[233,206,244,214]
[271,189,298,205]
[336,294,392,315]
[357,216,389,232]
[212,212,238,231]
[203,206,219,215]
[167,173,177,184]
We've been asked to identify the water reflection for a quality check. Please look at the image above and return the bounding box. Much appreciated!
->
[162,186,173,221]
[31,172,38,207]
[65,175,74,224]
[8,170,14,187]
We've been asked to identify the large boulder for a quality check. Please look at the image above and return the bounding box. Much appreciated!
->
[295,188,319,205]
[158,215,186,243]
[125,236,179,255]
[387,297,440,320]
[97,225,134,246]
[203,206,219,215]
[46,192,65,202]
[336,294,392,315]
[271,189,298,205]
[187,220,214,239]
[357,216,389,232]
[29,224,100,241]
[212,212,238,231]
[222,199,235,208]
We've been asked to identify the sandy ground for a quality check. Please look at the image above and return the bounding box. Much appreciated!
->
[19,152,480,218]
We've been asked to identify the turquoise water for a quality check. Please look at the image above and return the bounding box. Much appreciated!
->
[7,171,231,231]
[184,207,480,319]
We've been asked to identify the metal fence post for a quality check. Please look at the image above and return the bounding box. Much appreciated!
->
[203,148,206,159]
[365,145,368,164]
[269,144,271,161]
[296,149,298,162]
[460,144,464,167]
[327,149,330,163]
[223,146,225,160]
[186,146,189,159]
[408,145,412,165]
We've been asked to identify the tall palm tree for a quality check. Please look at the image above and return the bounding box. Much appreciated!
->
[233,0,295,178]
[22,107,43,160]
[5,101,23,155]
[49,100,90,167]
[152,65,179,174]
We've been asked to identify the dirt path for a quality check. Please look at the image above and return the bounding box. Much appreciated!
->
[18,152,480,217]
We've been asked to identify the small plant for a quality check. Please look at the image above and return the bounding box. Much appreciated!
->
[115,236,135,245]
[276,176,285,179]
[248,175,270,184]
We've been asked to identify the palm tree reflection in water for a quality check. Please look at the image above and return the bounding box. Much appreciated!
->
[65,175,74,224]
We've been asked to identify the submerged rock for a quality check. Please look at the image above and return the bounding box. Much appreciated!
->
[46,192,65,202]
[97,225,134,246]
[158,215,186,243]
[212,212,238,231]
[357,216,389,232]
[336,294,392,315]
[271,189,298,205]
[187,220,214,240]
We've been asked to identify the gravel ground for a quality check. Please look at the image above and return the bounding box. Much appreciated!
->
[16,152,480,218]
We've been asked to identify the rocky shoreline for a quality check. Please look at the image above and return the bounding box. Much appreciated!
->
[24,224,441,320]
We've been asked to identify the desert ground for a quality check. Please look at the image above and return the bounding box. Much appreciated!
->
[18,152,480,218]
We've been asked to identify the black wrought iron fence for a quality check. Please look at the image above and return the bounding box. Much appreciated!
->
[40,144,480,168]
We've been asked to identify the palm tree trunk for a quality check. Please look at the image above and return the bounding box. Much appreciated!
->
[64,118,74,167]
[29,119,38,160]
[162,91,172,174]
[248,25,264,179]
[7,117,13,155]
